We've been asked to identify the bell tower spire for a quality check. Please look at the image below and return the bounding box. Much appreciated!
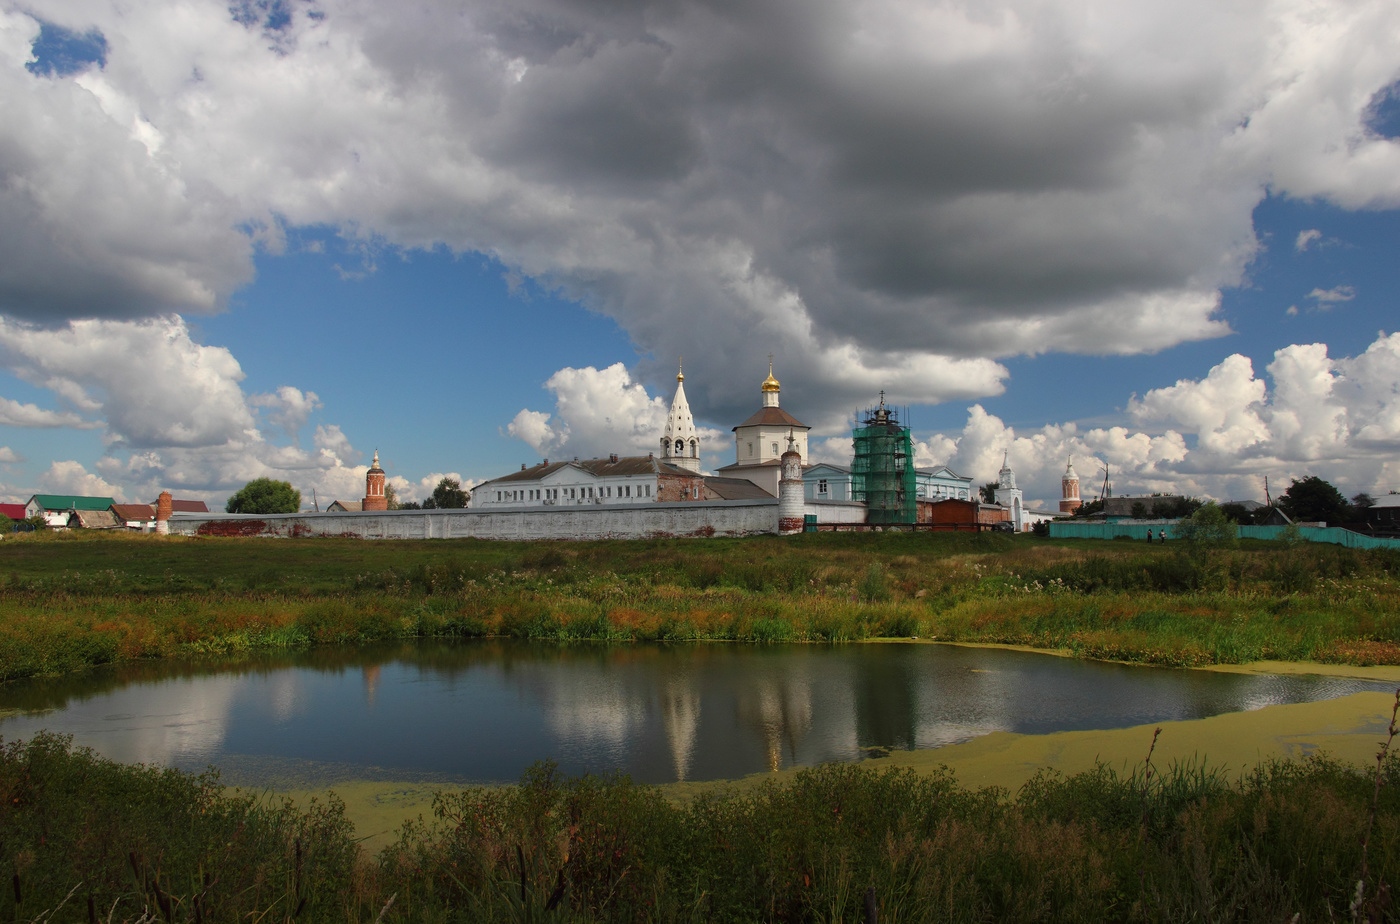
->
[661,358,701,472]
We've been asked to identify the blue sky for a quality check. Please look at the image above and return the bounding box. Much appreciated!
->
[2,0,1400,509]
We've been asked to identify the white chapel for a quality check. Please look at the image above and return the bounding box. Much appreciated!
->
[715,358,810,497]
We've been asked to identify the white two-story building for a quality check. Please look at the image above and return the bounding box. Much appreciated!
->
[471,454,706,509]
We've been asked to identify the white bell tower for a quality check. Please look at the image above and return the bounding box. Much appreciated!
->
[661,359,701,472]
[993,449,1024,532]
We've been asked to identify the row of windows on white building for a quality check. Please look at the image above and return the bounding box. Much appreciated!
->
[493,484,653,504]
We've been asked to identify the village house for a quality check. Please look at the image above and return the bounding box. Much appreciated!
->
[110,504,156,530]
[25,494,117,528]
[67,508,121,529]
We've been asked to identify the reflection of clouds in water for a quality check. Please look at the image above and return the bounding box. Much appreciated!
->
[543,678,646,748]
[0,675,242,769]
[269,671,302,723]
[101,676,239,767]
[912,668,1011,745]
[915,723,995,750]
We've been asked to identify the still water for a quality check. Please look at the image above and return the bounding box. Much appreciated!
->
[0,641,1392,788]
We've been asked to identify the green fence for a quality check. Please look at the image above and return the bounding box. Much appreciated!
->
[1048,521,1400,550]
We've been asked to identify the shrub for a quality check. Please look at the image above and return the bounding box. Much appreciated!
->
[1176,501,1238,544]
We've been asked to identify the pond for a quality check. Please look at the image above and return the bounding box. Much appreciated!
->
[0,640,1392,788]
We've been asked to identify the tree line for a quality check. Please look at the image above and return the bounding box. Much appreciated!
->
[1066,474,1378,525]
[225,477,469,514]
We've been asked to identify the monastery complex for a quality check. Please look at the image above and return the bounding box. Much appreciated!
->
[158,359,1063,540]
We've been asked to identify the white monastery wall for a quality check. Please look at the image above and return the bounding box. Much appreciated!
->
[169,499,779,541]
[805,500,867,524]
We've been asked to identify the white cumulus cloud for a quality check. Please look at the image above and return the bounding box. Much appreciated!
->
[913,332,1400,508]
[509,363,729,462]
[39,460,123,500]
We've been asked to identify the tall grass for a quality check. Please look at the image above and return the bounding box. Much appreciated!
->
[3,532,1400,682]
[5,731,1400,922]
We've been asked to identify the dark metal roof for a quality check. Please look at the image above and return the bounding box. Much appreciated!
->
[715,460,781,471]
[732,406,809,430]
[702,477,776,500]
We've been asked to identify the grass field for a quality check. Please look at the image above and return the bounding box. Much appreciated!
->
[2,529,1399,682]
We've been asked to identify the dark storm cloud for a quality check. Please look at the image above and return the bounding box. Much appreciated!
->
[481,39,702,188]
[2,0,1399,414]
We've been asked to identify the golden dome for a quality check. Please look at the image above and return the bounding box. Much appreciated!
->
[761,357,780,392]
[677,358,684,383]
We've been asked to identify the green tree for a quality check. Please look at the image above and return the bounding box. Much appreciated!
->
[226,478,301,514]
[1175,502,1237,544]
[1074,498,1104,518]
[384,482,400,510]
[1130,501,1148,518]
[1218,502,1252,524]
[1151,496,1202,518]
[0,512,12,534]
[430,477,469,509]
[980,482,998,504]
[1277,476,1348,524]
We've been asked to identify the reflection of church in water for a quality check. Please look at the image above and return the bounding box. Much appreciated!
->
[506,647,952,781]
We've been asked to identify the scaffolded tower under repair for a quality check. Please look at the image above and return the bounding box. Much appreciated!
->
[851,394,915,526]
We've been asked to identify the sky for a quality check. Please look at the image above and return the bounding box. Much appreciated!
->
[1,0,1399,511]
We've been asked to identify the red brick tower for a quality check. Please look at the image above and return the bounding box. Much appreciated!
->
[363,450,388,511]
[1060,456,1082,514]
[155,490,173,535]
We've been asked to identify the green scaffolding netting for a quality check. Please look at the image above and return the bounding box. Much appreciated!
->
[851,412,915,526]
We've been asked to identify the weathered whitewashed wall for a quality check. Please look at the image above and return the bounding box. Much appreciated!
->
[804,500,868,524]
[168,499,780,540]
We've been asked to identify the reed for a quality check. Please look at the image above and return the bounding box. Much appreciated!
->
[6,731,1400,922]
[2,532,1400,682]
